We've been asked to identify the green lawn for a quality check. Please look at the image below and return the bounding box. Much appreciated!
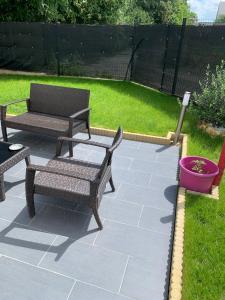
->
[0,74,225,300]
[0,74,178,136]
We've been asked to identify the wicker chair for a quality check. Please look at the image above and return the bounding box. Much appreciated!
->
[25,127,123,230]
[0,83,91,156]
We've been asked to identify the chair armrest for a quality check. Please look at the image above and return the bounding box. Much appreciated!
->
[27,164,98,182]
[69,107,91,119]
[59,136,110,148]
[56,136,110,156]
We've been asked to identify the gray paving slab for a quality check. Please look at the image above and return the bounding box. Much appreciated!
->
[139,206,173,236]
[35,194,79,211]
[70,282,132,300]
[0,256,74,300]
[29,205,98,244]
[95,220,171,260]
[0,128,179,300]
[121,256,169,300]
[75,195,142,227]
[115,183,177,213]
[40,236,128,292]
[130,159,178,179]
[4,174,26,198]
[0,218,57,264]
[0,194,43,225]
[150,174,178,190]
[112,168,151,186]
[99,196,142,226]
[115,146,157,161]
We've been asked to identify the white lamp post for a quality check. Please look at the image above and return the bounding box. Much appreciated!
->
[174,91,191,144]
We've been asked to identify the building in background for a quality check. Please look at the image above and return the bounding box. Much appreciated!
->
[216,1,225,20]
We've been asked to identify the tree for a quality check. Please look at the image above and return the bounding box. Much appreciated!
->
[0,0,122,24]
[117,0,153,25]
[160,0,197,24]
[0,0,196,25]
[141,0,196,24]
[0,0,72,22]
[69,0,123,24]
[117,0,196,25]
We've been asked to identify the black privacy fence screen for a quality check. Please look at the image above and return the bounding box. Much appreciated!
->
[0,21,225,96]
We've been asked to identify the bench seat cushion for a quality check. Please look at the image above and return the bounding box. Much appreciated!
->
[5,112,86,137]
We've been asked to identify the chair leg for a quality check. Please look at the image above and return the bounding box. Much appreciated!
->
[87,121,91,140]
[91,202,103,230]
[109,177,115,192]
[0,174,6,202]
[69,141,73,157]
[25,156,31,167]
[1,123,8,142]
[26,193,35,218]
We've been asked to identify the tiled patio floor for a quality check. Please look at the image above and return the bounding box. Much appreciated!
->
[0,129,179,300]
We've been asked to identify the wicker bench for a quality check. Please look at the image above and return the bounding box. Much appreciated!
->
[0,83,91,156]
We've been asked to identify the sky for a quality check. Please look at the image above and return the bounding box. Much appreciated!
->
[188,0,221,21]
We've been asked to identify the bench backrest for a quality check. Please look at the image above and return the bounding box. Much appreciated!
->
[29,83,90,119]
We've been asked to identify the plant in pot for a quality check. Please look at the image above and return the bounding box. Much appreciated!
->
[190,60,225,134]
[179,156,219,193]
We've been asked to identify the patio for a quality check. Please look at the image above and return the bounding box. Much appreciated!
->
[0,128,179,300]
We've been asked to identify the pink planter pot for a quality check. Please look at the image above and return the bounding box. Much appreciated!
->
[179,156,219,193]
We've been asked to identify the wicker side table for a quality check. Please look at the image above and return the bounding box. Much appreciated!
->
[0,141,30,201]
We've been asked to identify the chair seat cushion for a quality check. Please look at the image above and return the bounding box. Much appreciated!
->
[5,112,85,136]
[34,157,101,199]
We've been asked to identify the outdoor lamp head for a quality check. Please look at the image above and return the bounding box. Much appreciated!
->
[182,92,191,106]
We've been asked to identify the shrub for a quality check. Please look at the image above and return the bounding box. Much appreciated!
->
[190,61,225,128]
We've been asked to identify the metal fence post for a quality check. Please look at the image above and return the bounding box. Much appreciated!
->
[42,24,48,70]
[160,24,170,91]
[130,24,136,81]
[124,24,136,81]
[124,36,145,81]
[55,24,61,76]
[172,18,187,95]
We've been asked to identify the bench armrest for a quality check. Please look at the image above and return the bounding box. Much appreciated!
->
[68,107,91,137]
[1,98,29,108]
[0,99,30,120]
[69,107,91,119]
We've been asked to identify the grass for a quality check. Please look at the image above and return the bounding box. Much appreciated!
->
[0,74,178,136]
[0,74,225,299]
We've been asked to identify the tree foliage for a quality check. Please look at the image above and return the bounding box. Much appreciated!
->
[116,0,196,25]
[215,14,225,24]
[0,0,122,24]
[0,0,196,25]
[157,0,197,24]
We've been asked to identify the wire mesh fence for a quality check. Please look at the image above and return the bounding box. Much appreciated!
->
[0,22,225,96]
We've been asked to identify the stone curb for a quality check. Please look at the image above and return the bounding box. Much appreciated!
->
[168,132,219,300]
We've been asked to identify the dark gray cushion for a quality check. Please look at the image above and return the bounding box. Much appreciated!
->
[5,112,85,137]
[29,83,90,119]
[34,157,101,198]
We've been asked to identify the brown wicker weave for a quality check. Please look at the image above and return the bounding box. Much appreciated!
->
[0,141,30,201]
[25,127,123,230]
[0,83,91,156]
